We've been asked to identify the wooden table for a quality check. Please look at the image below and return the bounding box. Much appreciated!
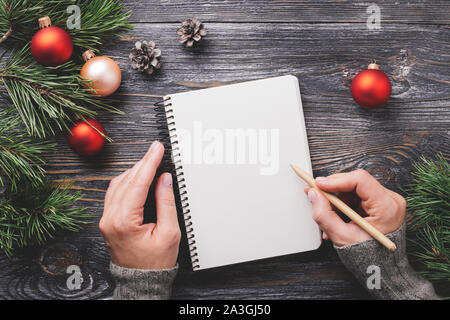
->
[0,0,448,299]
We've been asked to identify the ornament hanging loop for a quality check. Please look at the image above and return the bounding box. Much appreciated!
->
[368,60,379,70]
[38,16,52,29]
[82,50,96,62]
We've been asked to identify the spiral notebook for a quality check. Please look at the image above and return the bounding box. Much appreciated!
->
[158,75,321,271]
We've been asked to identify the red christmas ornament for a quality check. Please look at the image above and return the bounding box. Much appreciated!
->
[67,119,106,156]
[31,16,73,66]
[351,62,391,109]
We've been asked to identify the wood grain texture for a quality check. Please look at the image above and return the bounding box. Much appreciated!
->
[127,0,450,24]
[0,0,449,300]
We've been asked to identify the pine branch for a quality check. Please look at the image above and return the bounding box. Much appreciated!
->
[406,153,450,296]
[0,0,43,44]
[0,45,122,138]
[0,108,55,192]
[0,0,131,137]
[0,0,131,258]
[0,179,89,257]
[406,153,450,230]
[0,0,132,50]
[47,0,133,54]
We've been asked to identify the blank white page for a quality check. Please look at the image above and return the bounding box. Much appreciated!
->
[165,75,321,270]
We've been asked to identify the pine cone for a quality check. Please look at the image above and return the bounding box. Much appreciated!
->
[176,18,207,47]
[129,40,162,75]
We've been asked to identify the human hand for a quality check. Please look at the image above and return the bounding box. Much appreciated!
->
[99,141,181,270]
[304,169,406,247]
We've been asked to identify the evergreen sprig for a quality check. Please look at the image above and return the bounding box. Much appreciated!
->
[0,0,42,44]
[0,0,132,257]
[0,0,131,138]
[406,153,450,296]
[0,179,89,257]
[0,0,132,51]
[49,0,133,53]
[0,108,55,192]
[1,45,122,138]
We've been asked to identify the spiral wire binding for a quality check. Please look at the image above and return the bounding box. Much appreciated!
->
[154,97,200,270]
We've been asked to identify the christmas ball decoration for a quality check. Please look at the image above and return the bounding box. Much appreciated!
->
[31,16,73,66]
[351,62,392,109]
[80,50,122,97]
[67,119,106,156]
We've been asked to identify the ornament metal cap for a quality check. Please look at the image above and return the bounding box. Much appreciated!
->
[368,61,380,70]
[82,50,96,62]
[38,16,52,29]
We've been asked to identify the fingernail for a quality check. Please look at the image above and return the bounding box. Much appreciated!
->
[316,176,327,184]
[163,173,172,187]
[307,189,317,203]
[149,140,161,153]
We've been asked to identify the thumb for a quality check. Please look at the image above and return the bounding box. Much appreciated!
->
[154,173,180,239]
[307,188,350,242]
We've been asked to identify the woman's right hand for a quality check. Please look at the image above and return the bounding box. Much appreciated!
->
[304,169,406,247]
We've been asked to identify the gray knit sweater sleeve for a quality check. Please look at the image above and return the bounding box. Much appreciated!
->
[335,222,439,300]
[109,262,178,300]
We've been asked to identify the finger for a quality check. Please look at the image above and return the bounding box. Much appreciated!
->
[307,189,350,241]
[315,169,385,201]
[307,186,363,218]
[135,141,165,186]
[110,169,130,192]
[304,186,311,195]
[335,192,367,217]
[154,173,180,237]
[387,189,407,213]
[126,141,165,207]
[107,164,139,205]
[336,192,358,206]
[128,141,164,185]
[103,169,131,213]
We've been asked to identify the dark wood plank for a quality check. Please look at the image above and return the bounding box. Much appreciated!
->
[0,1,449,300]
[126,0,450,24]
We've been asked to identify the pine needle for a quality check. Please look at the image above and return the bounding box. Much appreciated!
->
[406,153,450,297]
[1,45,123,138]
[0,0,132,49]
[0,0,43,44]
[0,108,54,191]
[0,179,89,257]
[0,0,132,257]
